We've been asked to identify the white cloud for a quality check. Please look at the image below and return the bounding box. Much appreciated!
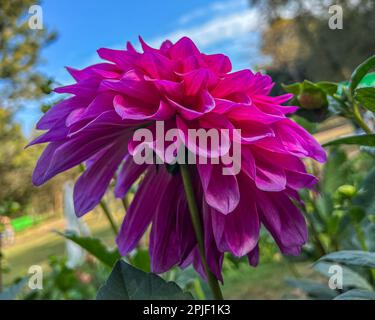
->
[177,0,248,25]
[148,8,261,51]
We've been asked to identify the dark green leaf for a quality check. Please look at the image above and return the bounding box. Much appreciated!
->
[350,55,375,95]
[323,134,375,147]
[57,230,120,268]
[286,278,337,299]
[314,262,373,291]
[97,260,193,300]
[282,82,301,95]
[334,289,375,300]
[353,167,375,215]
[354,87,375,113]
[316,81,338,95]
[319,250,375,268]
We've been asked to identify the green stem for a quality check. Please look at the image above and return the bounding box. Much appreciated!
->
[180,164,224,300]
[353,102,372,134]
[99,201,118,236]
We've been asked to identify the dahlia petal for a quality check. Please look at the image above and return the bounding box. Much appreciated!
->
[203,53,232,74]
[74,139,128,216]
[149,173,182,273]
[66,63,120,81]
[101,72,159,105]
[116,167,171,255]
[169,37,200,59]
[253,149,287,191]
[138,36,160,54]
[32,141,63,186]
[54,77,100,97]
[159,40,173,54]
[227,104,283,125]
[197,163,240,215]
[138,52,176,80]
[286,170,318,190]
[97,47,137,69]
[182,68,217,96]
[36,97,89,130]
[212,70,254,98]
[247,245,259,267]
[202,203,224,282]
[258,191,308,255]
[276,119,327,163]
[145,77,183,101]
[28,123,69,147]
[114,155,148,198]
[212,183,259,257]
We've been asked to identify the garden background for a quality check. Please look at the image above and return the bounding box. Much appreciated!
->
[0,0,374,300]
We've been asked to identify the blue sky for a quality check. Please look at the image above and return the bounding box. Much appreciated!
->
[18,0,264,135]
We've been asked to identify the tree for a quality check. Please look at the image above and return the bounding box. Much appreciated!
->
[0,1,56,291]
[249,0,375,83]
[0,0,56,108]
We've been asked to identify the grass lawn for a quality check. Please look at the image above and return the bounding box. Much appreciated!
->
[3,212,315,299]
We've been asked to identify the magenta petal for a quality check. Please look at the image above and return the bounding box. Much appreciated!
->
[114,155,148,198]
[276,119,327,163]
[212,175,259,257]
[74,139,128,217]
[149,172,183,273]
[169,37,200,59]
[257,191,308,255]
[197,163,240,214]
[116,167,172,255]
[247,245,259,267]
[32,141,63,186]
[36,97,88,130]
[203,53,232,74]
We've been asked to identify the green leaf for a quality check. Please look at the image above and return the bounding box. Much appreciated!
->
[316,81,338,95]
[286,278,337,299]
[321,147,349,195]
[314,262,373,291]
[282,82,301,95]
[350,55,375,95]
[97,260,193,300]
[334,289,375,300]
[57,230,120,268]
[323,134,375,147]
[131,248,151,273]
[0,278,28,300]
[319,250,375,268]
[354,87,375,113]
[353,167,375,215]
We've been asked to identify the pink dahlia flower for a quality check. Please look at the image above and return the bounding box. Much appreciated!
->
[30,37,326,280]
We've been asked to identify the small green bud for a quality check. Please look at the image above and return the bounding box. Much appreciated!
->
[298,91,327,110]
[337,185,357,198]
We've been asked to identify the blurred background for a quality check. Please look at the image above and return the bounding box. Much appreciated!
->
[0,0,374,299]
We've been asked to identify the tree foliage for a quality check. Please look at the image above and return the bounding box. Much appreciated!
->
[0,0,56,107]
[249,0,375,83]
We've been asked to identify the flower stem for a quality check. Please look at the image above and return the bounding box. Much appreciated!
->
[353,102,372,134]
[99,201,118,236]
[180,164,224,300]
